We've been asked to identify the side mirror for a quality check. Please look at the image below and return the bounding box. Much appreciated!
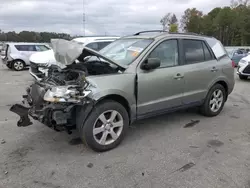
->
[141,58,161,70]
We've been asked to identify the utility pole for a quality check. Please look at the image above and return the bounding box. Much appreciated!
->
[82,0,85,36]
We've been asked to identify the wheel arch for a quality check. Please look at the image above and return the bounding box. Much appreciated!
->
[96,94,132,124]
[208,79,229,101]
[13,59,26,65]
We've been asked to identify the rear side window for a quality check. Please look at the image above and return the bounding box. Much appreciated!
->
[205,37,227,59]
[15,45,36,51]
[183,40,204,64]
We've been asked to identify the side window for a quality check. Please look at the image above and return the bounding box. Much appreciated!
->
[202,42,213,61]
[15,45,26,51]
[35,45,50,51]
[15,45,36,51]
[85,42,99,51]
[183,40,204,64]
[97,42,111,51]
[148,39,178,68]
[27,45,36,51]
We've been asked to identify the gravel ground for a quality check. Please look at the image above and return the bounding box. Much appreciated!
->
[1,61,250,188]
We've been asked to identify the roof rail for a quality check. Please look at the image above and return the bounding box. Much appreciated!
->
[168,32,213,38]
[134,30,167,36]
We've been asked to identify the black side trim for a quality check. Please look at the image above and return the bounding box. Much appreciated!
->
[136,101,202,120]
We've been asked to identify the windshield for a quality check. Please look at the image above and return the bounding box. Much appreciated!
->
[98,38,154,65]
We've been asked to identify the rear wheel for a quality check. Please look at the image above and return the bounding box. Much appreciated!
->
[79,100,129,152]
[239,74,248,80]
[12,60,25,71]
[200,84,226,117]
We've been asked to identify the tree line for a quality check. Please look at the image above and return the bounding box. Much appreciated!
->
[1,0,250,45]
[160,0,250,46]
[0,30,73,43]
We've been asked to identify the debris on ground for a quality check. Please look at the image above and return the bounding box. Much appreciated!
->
[173,162,196,173]
[1,139,6,144]
[207,140,224,148]
[184,120,200,128]
[87,163,93,168]
[189,146,199,148]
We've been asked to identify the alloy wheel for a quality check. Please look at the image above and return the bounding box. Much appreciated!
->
[209,89,224,113]
[93,110,124,146]
[13,61,24,70]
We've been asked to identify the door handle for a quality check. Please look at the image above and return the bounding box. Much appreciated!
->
[211,67,218,72]
[174,73,184,79]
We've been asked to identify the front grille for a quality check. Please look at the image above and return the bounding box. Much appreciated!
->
[243,65,250,74]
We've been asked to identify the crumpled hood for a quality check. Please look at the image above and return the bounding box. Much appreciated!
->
[51,39,126,69]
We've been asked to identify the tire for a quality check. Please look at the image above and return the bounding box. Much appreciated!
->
[200,84,226,117]
[239,74,248,80]
[12,60,25,71]
[79,100,129,152]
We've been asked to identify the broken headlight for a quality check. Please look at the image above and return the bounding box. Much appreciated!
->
[43,85,91,103]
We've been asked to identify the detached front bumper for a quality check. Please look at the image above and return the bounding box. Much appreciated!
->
[10,103,32,127]
[9,83,94,133]
[10,97,77,133]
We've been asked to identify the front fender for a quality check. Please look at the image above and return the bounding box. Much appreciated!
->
[91,89,136,106]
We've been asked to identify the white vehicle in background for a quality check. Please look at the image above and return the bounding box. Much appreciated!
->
[1,42,50,71]
[237,54,250,80]
[29,36,120,80]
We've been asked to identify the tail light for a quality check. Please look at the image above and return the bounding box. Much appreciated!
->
[232,60,235,67]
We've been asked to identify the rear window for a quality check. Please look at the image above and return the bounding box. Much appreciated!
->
[205,38,227,59]
[86,41,112,51]
[35,45,50,51]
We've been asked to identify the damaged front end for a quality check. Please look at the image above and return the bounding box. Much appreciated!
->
[10,65,95,134]
[9,39,125,133]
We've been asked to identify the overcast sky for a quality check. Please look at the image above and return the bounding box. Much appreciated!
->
[0,0,230,36]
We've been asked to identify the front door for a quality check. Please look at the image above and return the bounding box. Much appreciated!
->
[136,39,184,117]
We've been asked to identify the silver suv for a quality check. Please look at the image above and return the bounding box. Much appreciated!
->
[2,43,50,71]
[10,31,235,152]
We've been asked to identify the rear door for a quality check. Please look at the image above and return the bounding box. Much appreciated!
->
[180,39,218,105]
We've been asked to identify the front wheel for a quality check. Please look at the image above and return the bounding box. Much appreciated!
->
[79,100,129,152]
[200,84,226,117]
